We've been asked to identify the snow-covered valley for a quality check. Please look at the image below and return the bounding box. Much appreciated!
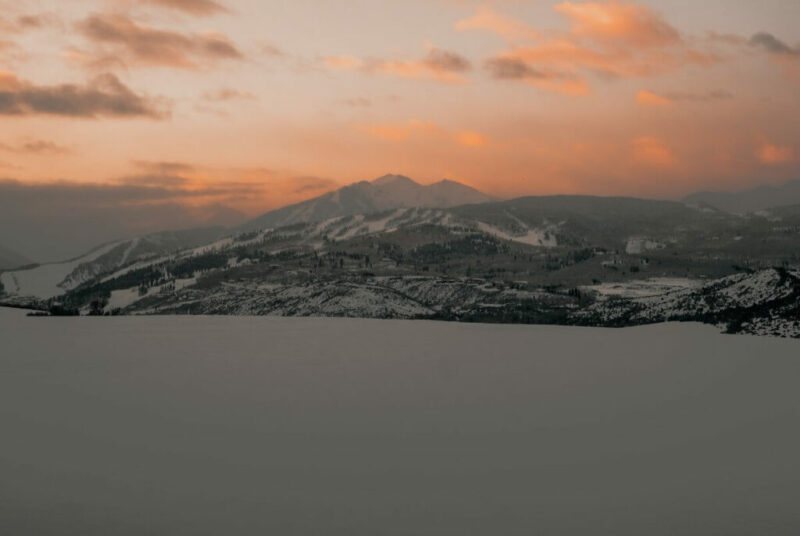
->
[1,307,799,535]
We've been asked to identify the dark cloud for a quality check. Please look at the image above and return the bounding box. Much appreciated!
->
[200,37,240,59]
[260,43,284,57]
[132,160,196,175]
[0,12,60,33]
[17,15,45,29]
[290,176,339,195]
[424,48,472,73]
[326,47,472,83]
[750,32,800,56]
[482,56,586,94]
[141,0,230,16]
[118,176,262,199]
[119,174,191,187]
[202,88,258,102]
[484,56,546,79]
[707,32,748,46]
[16,13,60,30]
[0,178,258,261]
[78,13,243,69]
[0,178,255,204]
[663,90,734,102]
[0,72,166,118]
[0,140,71,154]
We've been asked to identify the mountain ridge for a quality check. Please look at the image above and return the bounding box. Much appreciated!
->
[240,174,493,232]
[683,179,800,214]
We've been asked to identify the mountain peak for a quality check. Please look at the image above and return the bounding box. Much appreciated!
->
[240,174,494,232]
[372,174,417,186]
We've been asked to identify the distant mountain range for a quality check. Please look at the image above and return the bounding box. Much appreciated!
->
[3,173,800,337]
[240,174,493,232]
[684,179,800,214]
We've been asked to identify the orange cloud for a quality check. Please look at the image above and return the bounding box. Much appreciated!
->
[631,136,676,167]
[636,89,672,106]
[554,1,680,48]
[459,2,718,95]
[324,55,363,71]
[757,140,794,165]
[455,6,539,43]
[456,131,488,147]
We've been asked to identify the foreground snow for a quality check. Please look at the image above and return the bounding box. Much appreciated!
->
[1,308,799,535]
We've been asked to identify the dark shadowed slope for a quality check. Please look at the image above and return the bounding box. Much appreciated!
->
[684,179,800,213]
[451,194,734,248]
[240,174,493,232]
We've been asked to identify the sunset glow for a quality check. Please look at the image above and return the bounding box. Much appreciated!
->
[1,0,798,216]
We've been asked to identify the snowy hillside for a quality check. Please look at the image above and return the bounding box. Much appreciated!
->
[577,268,800,337]
[0,227,225,299]
[0,241,122,299]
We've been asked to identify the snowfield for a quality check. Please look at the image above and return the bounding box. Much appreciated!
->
[0,242,121,298]
[475,220,558,247]
[1,307,800,535]
[625,237,666,254]
[584,277,702,298]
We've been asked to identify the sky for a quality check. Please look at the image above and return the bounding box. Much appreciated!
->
[1,0,799,259]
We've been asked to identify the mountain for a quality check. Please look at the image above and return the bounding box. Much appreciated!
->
[0,227,227,299]
[240,174,493,232]
[0,244,31,271]
[6,191,799,337]
[684,179,800,213]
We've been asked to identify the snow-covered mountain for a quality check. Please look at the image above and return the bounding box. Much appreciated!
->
[240,174,493,232]
[4,185,800,338]
[0,227,226,299]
